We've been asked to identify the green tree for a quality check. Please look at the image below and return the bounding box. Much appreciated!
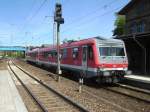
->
[113,15,125,36]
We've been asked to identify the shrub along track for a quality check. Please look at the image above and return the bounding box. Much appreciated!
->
[15,59,150,112]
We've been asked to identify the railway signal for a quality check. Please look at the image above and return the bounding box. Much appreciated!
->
[54,3,64,24]
[54,2,64,82]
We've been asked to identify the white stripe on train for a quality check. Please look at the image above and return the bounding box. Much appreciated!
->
[27,59,126,72]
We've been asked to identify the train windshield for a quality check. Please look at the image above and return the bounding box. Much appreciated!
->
[99,47,125,56]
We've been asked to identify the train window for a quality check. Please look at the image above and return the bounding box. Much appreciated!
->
[88,46,93,60]
[116,48,125,56]
[82,47,86,61]
[99,47,110,56]
[99,47,125,56]
[49,51,57,58]
[31,52,37,57]
[48,52,52,57]
[50,51,53,58]
[72,47,79,59]
[51,52,53,58]
[53,51,57,57]
[62,49,67,59]
[43,51,50,58]
[43,52,46,57]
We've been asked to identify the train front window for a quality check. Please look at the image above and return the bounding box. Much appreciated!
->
[99,47,125,56]
[116,48,125,56]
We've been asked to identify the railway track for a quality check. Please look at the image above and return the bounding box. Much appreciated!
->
[101,84,150,104]
[115,83,150,95]
[14,59,150,112]
[8,60,89,112]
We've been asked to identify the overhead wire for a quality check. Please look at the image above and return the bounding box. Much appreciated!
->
[61,4,124,34]
[27,0,48,22]
[18,0,48,34]
[16,0,37,34]
[18,0,124,45]
[63,0,118,29]
[62,0,70,6]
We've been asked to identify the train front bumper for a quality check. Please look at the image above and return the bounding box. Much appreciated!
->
[96,68,128,83]
[98,67,128,77]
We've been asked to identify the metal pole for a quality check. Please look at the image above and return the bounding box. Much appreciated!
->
[79,78,83,93]
[53,22,56,48]
[56,23,61,82]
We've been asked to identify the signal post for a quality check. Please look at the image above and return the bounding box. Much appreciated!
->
[54,3,64,82]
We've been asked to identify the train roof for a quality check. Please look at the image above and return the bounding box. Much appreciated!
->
[26,48,39,53]
[27,36,124,53]
[61,36,123,47]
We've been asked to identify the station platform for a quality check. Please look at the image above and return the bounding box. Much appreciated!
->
[0,70,28,112]
[125,74,150,84]
[122,74,150,90]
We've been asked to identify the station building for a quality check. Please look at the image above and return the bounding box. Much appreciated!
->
[117,0,150,76]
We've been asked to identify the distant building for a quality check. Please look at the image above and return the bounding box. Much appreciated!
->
[0,46,26,58]
[117,0,150,75]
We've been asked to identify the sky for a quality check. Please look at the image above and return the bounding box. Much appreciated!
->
[0,0,130,46]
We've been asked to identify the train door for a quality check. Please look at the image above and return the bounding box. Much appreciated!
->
[82,46,88,76]
[36,48,40,65]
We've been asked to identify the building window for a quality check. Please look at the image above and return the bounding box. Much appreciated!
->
[136,2,144,15]
[72,47,79,59]
[130,22,137,33]
[137,21,145,33]
[130,21,145,34]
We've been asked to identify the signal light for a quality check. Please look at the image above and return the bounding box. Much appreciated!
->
[54,3,64,24]
[55,3,62,18]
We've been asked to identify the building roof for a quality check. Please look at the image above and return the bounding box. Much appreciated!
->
[118,0,138,15]
[115,31,150,39]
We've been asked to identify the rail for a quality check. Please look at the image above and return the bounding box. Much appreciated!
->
[9,60,89,112]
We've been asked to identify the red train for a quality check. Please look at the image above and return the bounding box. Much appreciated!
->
[26,37,128,83]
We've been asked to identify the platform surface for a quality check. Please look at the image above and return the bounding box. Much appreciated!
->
[0,70,28,112]
[125,74,150,84]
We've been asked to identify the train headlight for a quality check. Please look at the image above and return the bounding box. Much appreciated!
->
[103,71,110,76]
[123,67,127,71]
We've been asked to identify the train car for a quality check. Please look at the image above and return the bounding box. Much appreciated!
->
[26,37,128,83]
[26,48,39,63]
